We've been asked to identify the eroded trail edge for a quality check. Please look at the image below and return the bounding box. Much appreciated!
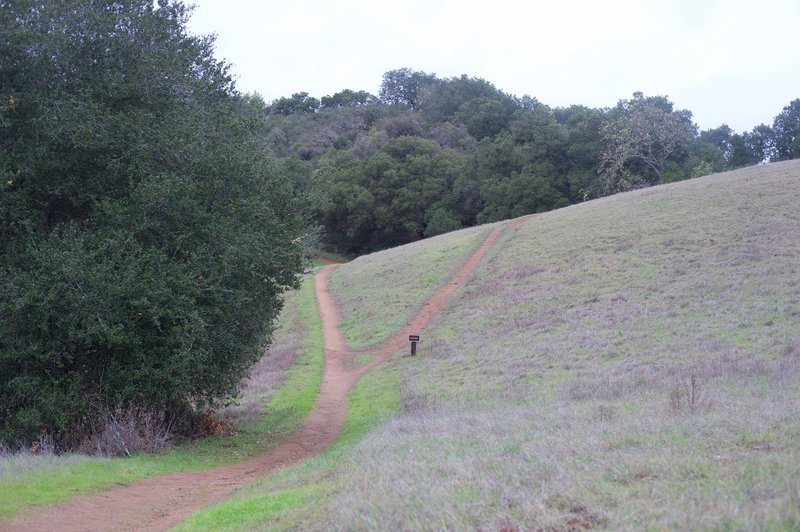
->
[2,215,533,532]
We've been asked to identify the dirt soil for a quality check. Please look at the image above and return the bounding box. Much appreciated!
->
[1,216,532,532]
[316,254,344,265]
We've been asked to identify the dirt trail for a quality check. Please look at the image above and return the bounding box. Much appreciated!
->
[316,254,344,265]
[2,215,533,532]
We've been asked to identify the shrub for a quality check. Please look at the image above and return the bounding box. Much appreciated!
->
[0,1,311,448]
[80,405,174,457]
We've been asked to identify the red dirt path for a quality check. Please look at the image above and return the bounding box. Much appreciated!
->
[316,254,344,265]
[1,215,533,532]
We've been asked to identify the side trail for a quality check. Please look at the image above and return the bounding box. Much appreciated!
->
[2,215,533,532]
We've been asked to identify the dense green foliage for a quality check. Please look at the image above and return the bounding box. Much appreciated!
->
[261,70,794,254]
[0,1,310,447]
[772,99,800,161]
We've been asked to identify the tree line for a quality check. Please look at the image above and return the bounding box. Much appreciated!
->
[259,68,799,254]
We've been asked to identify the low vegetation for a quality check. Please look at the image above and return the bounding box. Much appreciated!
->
[0,276,322,517]
[182,161,800,529]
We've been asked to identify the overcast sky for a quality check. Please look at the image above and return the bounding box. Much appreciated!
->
[187,0,800,132]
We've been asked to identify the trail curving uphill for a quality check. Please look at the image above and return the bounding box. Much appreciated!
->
[2,215,533,532]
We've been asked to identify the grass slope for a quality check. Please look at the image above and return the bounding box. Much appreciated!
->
[330,161,800,529]
[327,223,496,348]
[188,161,799,529]
[0,275,323,517]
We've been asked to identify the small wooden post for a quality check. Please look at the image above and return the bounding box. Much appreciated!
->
[409,334,420,355]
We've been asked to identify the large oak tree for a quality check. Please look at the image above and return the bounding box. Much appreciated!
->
[0,0,311,447]
[599,92,696,194]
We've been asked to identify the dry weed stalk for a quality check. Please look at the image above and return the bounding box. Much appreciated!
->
[595,404,616,422]
[28,432,55,455]
[669,370,712,414]
[81,404,174,457]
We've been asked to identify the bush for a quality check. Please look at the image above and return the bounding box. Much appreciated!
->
[0,1,311,448]
[80,404,174,457]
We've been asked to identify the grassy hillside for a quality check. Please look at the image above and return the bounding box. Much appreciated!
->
[327,222,497,348]
[322,160,800,529]
[184,160,800,529]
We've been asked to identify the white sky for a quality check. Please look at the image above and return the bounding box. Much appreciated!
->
[187,0,800,132]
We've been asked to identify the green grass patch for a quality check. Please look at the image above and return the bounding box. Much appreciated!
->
[334,362,402,450]
[0,276,324,517]
[172,484,328,531]
[260,278,324,431]
[346,350,380,370]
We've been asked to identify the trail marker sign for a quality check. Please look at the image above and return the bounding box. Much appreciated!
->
[409,334,420,355]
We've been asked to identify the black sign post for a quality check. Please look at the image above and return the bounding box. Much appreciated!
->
[409,334,420,355]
